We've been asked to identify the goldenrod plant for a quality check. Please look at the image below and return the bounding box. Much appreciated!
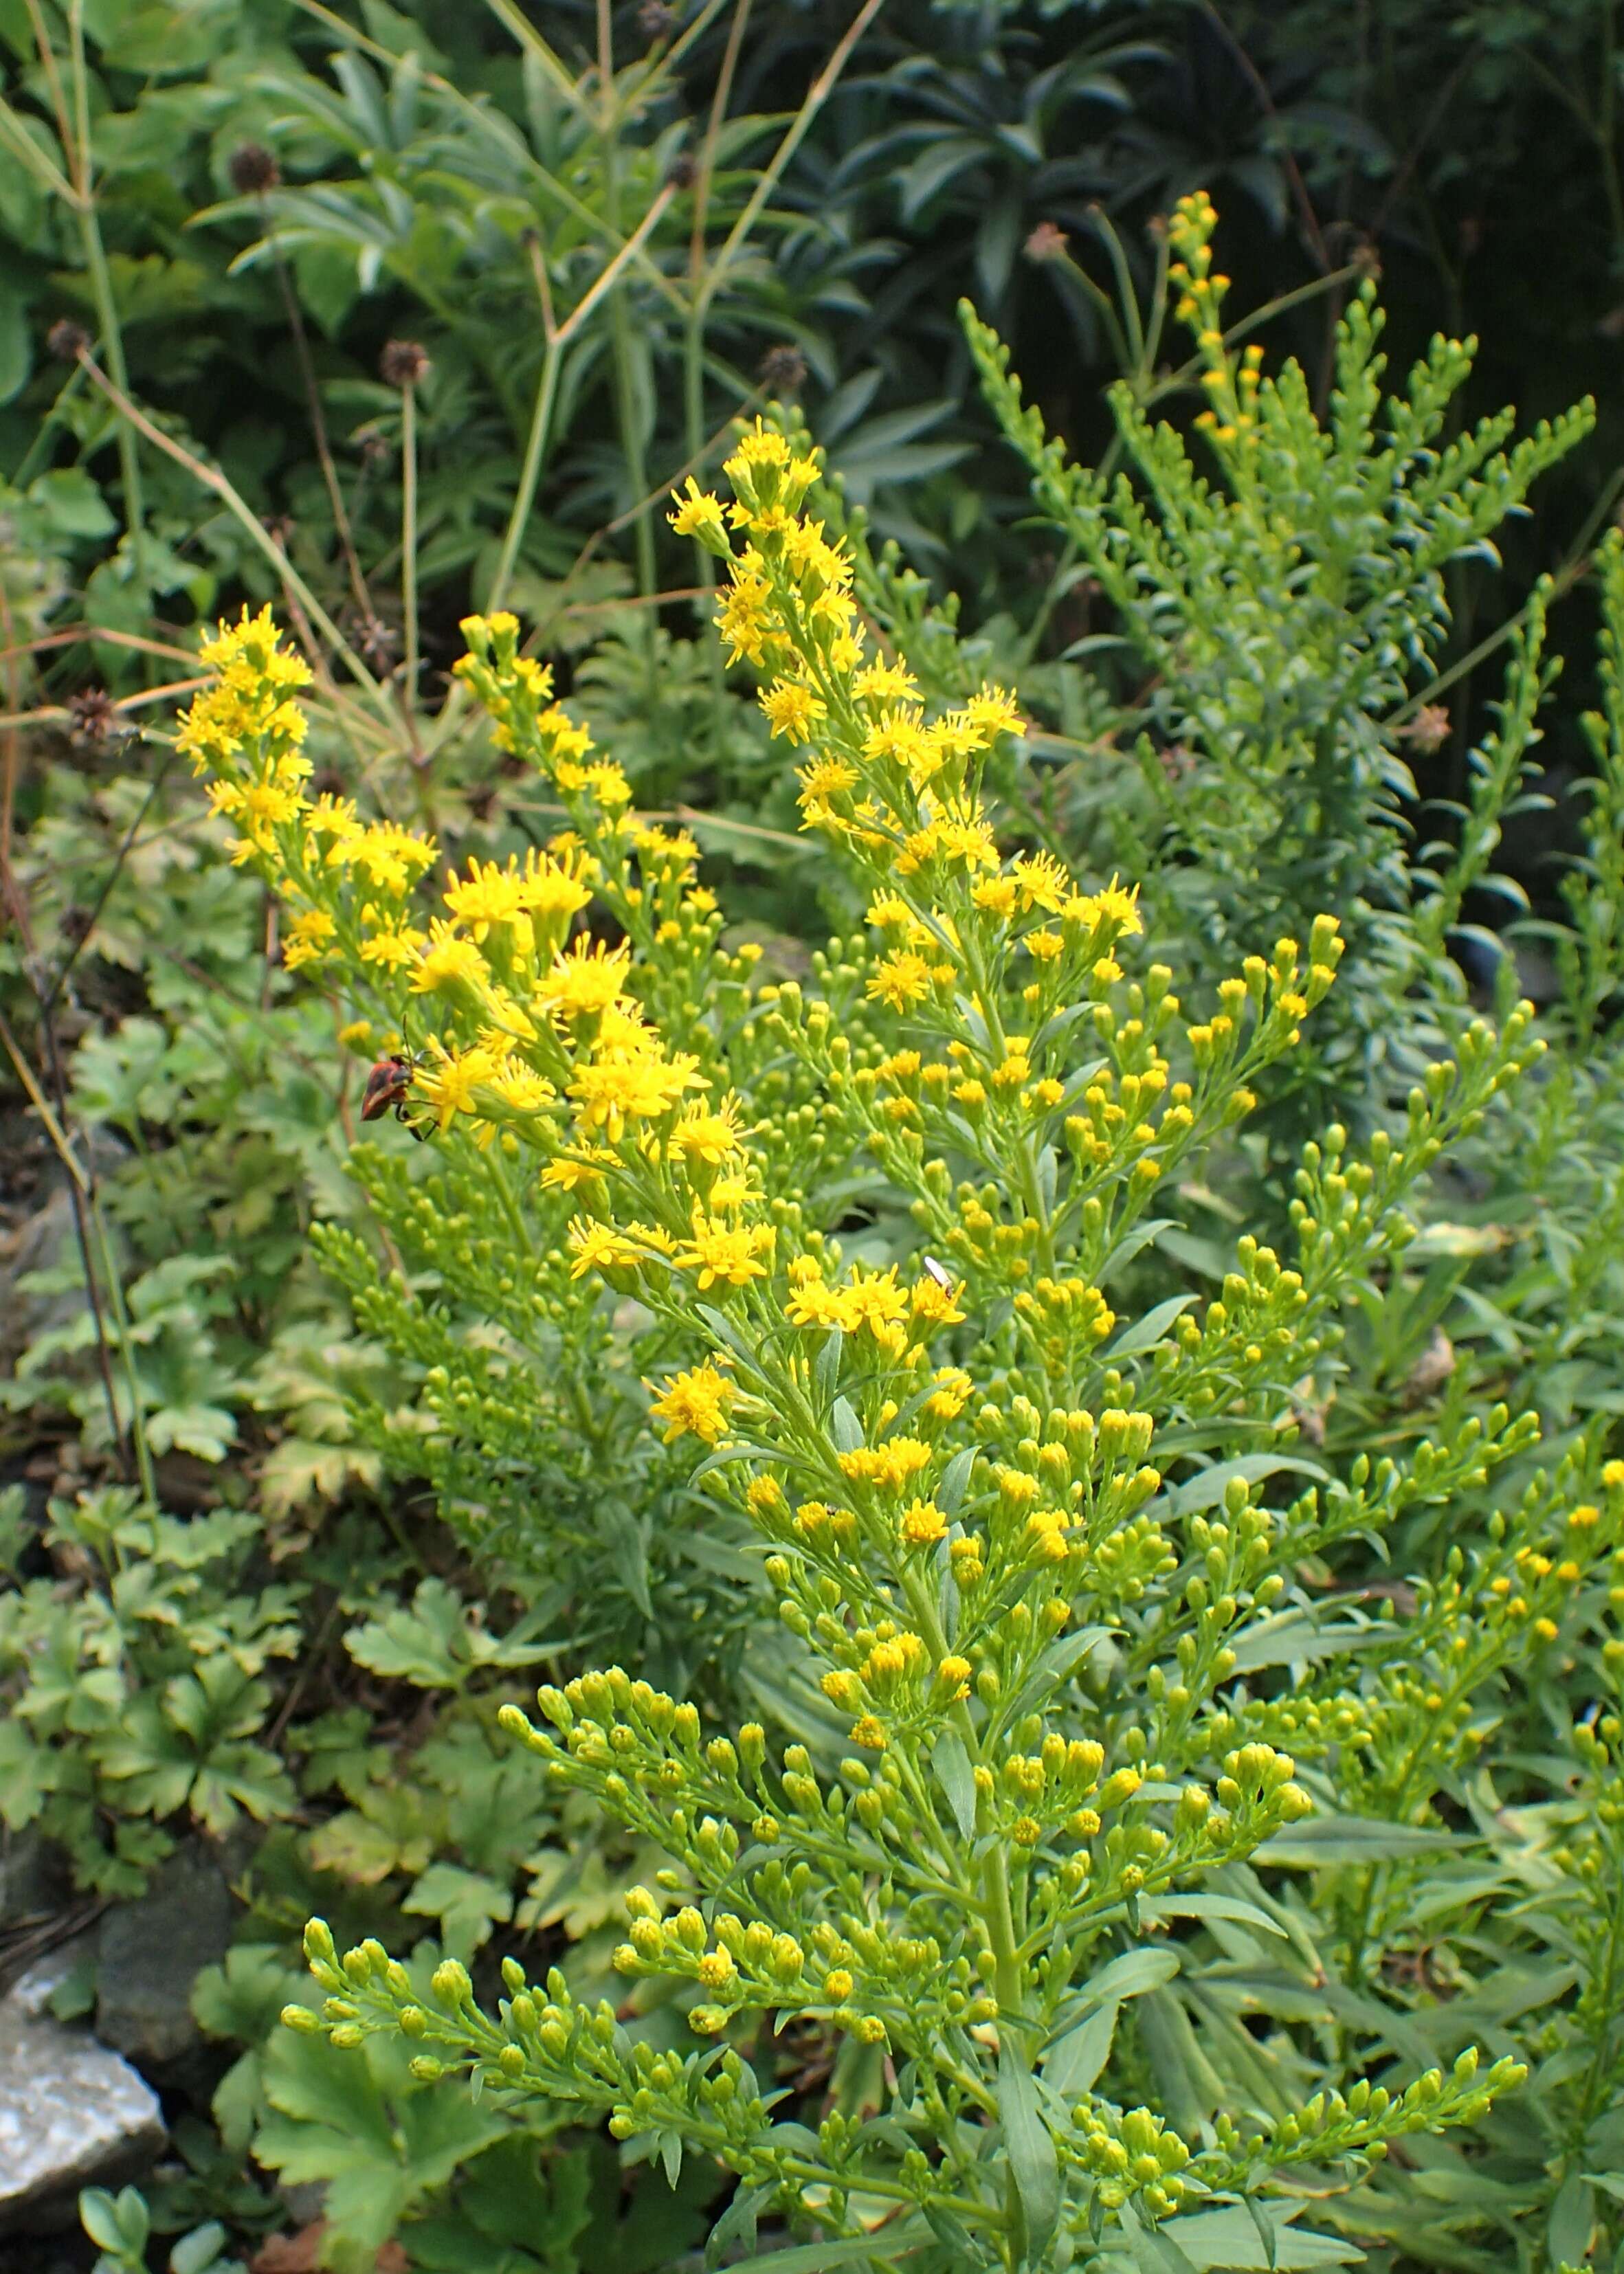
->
[965,192,1595,1135]
[168,398,1624,2269]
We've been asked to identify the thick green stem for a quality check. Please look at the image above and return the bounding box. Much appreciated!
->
[903,1568,1026,2015]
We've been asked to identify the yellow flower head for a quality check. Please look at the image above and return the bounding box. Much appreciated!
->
[842,1264,910,1340]
[1067,875,1143,938]
[910,1271,964,1327]
[1010,851,1072,915]
[359,922,426,970]
[924,1368,973,1423]
[292,808,352,866]
[962,687,1024,746]
[674,1216,775,1291]
[668,1097,745,1169]
[283,905,336,970]
[566,1220,647,1280]
[412,920,489,998]
[540,938,632,1019]
[443,857,533,940]
[337,822,437,898]
[483,1062,557,1116]
[900,1498,948,1550]
[836,1437,932,1491]
[853,661,920,707]
[797,757,860,818]
[760,678,827,742]
[647,1361,736,1445]
[199,603,312,683]
[867,950,937,1012]
[569,1049,706,1139]
[414,1043,507,1129]
[668,478,730,551]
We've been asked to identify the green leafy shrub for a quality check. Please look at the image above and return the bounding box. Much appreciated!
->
[964,189,1594,1130]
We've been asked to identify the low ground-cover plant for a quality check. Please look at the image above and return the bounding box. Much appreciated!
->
[170,408,1624,2269]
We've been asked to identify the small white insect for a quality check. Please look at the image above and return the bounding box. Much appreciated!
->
[922,1256,956,1293]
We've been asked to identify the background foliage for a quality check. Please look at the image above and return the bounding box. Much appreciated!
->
[3,0,1624,2270]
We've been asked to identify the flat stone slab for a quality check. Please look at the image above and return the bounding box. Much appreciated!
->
[0,1950,166,2235]
[97,1849,233,2076]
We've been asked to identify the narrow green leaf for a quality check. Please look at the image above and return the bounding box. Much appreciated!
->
[938,1446,976,1514]
[1106,1294,1196,1358]
[998,2042,1060,2264]
[814,1326,845,1402]
[830,1397,863,1454]
[1256,1816,1464,1866]
[931,1730,976,1840]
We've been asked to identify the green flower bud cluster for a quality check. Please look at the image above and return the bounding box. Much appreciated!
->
[1283,1401,1541,1565]
[1202,2048,1523,2189]
[1072,2102,1191,2219]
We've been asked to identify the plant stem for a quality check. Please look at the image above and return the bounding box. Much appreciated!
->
[684,0,753,632]
[267,218,375,627]
[697,0,885,324]
[60,0,145,566]
[401,380,421,727]
[1599,0,1624,264]
[485,337,561,623]
[903,1567,1026,2014]
[0,1007,151,1500]
[483,188,679,630]
[70,352,396,724]
[605,223,655,605]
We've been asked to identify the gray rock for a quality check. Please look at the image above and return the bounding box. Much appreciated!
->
[0,1829,65,1932]
[97,1848,234,2076]
[0,1949,166,2235]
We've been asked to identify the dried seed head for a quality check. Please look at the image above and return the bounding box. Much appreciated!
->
[759,344,807,397]
[638,0,678,37]
[665,151,698,192]
[1396,704,1451,755]
[1025,221,1069,264]
[380,339,431,388]
[47,319,90,362]
[228,143,280,195]
[357,616,401,671]
[68,687,118,745]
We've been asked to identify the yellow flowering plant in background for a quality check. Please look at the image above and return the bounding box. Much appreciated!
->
[177,417,1624,2271]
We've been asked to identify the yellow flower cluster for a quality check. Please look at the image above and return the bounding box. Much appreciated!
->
[173,610,748,1204]
[1167,189,1263,454]
[178,418,1348,1782]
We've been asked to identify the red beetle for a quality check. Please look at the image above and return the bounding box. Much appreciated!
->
[360,1052,424,1136]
